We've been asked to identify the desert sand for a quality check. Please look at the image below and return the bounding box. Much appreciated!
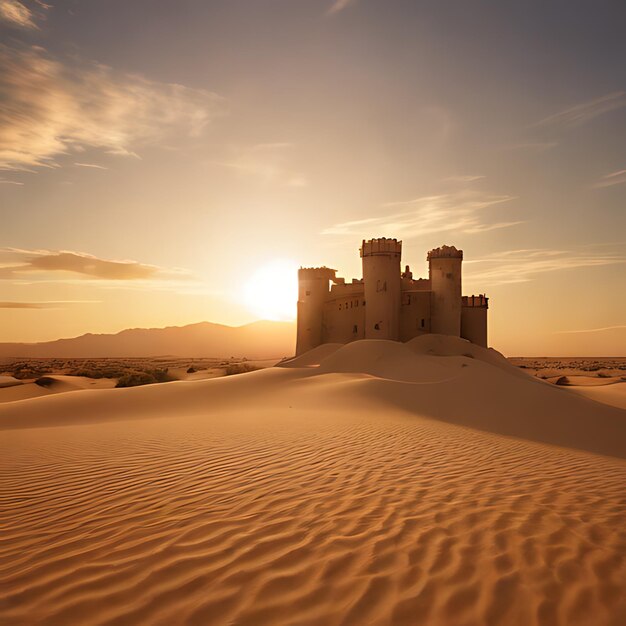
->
[1,336,625,625]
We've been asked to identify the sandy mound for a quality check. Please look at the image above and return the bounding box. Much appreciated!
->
[0,375,21,389]
[570,383,626,411]
[279,343,343,367]
[1,338,625,625]
[555,375,622,387]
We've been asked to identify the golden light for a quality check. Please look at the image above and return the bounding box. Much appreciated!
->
[243,259,299,321]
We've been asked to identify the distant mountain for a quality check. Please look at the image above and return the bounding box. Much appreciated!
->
[0,321,296,359]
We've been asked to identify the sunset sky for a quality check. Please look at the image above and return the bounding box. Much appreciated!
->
[1,0,625,355]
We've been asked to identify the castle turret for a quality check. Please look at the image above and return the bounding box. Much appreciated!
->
[428,245,463,337]
[361,238,402,340]
[296,267,336,355]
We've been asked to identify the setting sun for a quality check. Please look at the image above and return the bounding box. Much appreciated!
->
[243,259,298,321]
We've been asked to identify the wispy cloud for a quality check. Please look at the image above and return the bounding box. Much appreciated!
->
[532,91,626,129]
[0,43,224,172]
[0,300,99,309]
[592,169,626,189]
[216,143,308,188]
[465,247,626,286]
[322,191,522,238]
[443,175,485,183]
[0,0,37,29]
[555,325,626,335]
[0,248,190,282]
[0,178,24,185]
[327,0,357,15]
[74,162,108,170]
[503,142,558,152]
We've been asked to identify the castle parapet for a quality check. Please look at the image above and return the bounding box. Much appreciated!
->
[427,245,463,260]
[360,238,402,257]
[462,294,489,308]
[298,266,337,280]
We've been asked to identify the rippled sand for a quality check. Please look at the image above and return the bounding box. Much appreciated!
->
[1,337,625,625]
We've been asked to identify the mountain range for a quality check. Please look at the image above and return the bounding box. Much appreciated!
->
[0,321,296,359]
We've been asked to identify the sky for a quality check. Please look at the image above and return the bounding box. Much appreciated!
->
[1,0,625,355]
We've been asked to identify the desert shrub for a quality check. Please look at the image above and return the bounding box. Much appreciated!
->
[115,372,158,387]
[187,366,197,374]
[224,363,258,376]
[115,368,174,387]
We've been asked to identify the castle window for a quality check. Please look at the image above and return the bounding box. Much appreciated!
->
[339,304,342,310]
[305,290,311,296]
[353,325,358,333]
[374,323,380,330]
[421,318,425,328]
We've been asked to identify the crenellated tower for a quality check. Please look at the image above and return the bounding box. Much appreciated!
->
[428,245,463,337]
[296,267,336,355]
[361,238,402,340]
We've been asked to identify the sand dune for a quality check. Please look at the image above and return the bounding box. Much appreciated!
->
[570,384,626,411]
[1,336,625,625]
[0,375,116,404]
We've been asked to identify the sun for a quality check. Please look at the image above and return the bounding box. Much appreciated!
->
[243,259,299,321]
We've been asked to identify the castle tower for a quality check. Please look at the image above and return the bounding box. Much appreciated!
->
[361,238,402,340]
[296,267,336,355]
[428,245,463,337]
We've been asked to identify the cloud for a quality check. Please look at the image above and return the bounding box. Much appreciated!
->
[216,143,308,188]
[503,142,558,152]
[322,191,521,238]
[532,91,626,129]
[555,325,626,335]
[327,0,357,15]
[0,248,189,281]
[0,178,24,185]
[0,301,99,309]
[443,175,485,183]
[74,162,108,170]
[464,247,626,286]
[592,169,626,189]
[0,0,37,29]
[0,43,224,171]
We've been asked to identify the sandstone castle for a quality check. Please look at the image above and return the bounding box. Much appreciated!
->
[296,238,488,355]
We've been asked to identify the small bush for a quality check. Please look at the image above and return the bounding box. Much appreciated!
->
[115,368,174,387]
[187,366,197,374]
[116,372,158,388]
[224,363,258,376]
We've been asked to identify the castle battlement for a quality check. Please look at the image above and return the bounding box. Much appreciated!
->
[360,237,402,257]
[427,245,463,260]
[296,237,488,354]
[298,266,337,280]
[462,294,489,308]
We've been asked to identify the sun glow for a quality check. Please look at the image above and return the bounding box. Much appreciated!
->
[243,259,299,321]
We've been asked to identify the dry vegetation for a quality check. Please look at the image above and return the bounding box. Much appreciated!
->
[0,356,261,387]
[510,357,626,380]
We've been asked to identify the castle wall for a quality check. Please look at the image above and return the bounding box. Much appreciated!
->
[322,294,365,344]
[461,295,488,347]
[361,238,402,340]
[399,290,431,342]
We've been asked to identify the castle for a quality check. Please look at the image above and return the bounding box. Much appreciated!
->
[296,238,488,355]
